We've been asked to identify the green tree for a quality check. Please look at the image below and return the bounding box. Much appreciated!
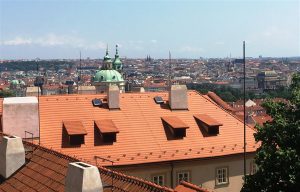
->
[242,73,300,192]
[0,90,15,98]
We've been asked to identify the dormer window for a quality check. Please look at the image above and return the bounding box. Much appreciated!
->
[194,114,223,135]
[94,119,119,143]
[161,116,189,138]
[63,121,87,145]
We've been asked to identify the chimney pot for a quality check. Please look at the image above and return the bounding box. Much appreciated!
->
[0,136,25,178]
[65,162,103,192]
[108,85,120,109]
[169,85,188,110]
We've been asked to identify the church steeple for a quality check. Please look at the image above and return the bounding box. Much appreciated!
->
[102,44,112,70]
[113,44,123,71]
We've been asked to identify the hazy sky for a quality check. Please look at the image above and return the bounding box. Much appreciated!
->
[0,0,299,59]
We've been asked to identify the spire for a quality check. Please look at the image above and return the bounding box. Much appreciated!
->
[113,44,122,71]
[102,44,112,70]
[115,44,119,57]
[106,44,109,56]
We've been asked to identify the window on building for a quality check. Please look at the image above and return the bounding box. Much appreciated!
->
[152,175,164,186]
[177,171,190,184]
[216,167,228,185]
[250,160,258,175]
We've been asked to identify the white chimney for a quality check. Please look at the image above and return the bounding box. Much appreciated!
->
[0,136,25,178]
[2,97,39,138]
[65,162,103,192]
[108,85,120,109]
[169,85,188,110]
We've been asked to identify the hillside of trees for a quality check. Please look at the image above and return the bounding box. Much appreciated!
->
[187,83,290,102]
[0,61,75,72]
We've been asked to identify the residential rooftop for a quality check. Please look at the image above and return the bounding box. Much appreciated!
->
[34,90,257,166]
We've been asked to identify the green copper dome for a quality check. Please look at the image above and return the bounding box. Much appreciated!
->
[93,69,124,82]
[11,80,20,85]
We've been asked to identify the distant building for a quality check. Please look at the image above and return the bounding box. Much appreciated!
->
[257,71,287,90]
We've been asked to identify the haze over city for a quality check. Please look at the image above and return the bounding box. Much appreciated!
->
[0,0,299,59]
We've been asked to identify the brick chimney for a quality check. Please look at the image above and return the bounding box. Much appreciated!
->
[0,136,25,179]
[169,85,188,110]
[65,162,103,192]
[108,85,120,109]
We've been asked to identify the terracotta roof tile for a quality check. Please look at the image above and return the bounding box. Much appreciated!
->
[63,121,87,135]
[0,132,174,192]
[194,114,223,127]
[95,119,119,133]
[161,116,189,129]
[38,91,257,166]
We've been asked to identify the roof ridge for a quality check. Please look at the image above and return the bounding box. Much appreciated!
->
[179,180,212,192]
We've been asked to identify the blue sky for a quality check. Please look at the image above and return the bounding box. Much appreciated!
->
[0,0,299,59]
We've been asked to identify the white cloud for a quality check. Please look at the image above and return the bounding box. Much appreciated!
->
[2,37,32,45]
[215,41,225,45]
[1,33,107,50]
[179,46,204,53]
[150,39,157,43]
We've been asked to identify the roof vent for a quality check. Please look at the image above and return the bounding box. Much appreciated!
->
[108,85,120,109]
[169,85,188,110]
[154,96,164,104]
[92,98,102,107]
[65,162,103,192]
[0,136,25,179]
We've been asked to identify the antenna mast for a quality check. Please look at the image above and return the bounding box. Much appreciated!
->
[79,51,82,83]
[78,51,82,93]
[168,51,172,88]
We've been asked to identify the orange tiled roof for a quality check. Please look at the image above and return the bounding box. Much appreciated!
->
[206,92,235,112]
[39,91,258,166]
[252,115,272,127]
[0,132,174,192]
[63,121,87,135]
[175,181,212,192]
[161,116,189,129]
[194,114,223,127]
[95,119,119,133]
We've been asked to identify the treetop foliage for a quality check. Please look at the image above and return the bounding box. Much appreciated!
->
[242,73,300,192]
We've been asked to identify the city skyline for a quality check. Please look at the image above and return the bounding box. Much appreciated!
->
[0,0,299,59]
